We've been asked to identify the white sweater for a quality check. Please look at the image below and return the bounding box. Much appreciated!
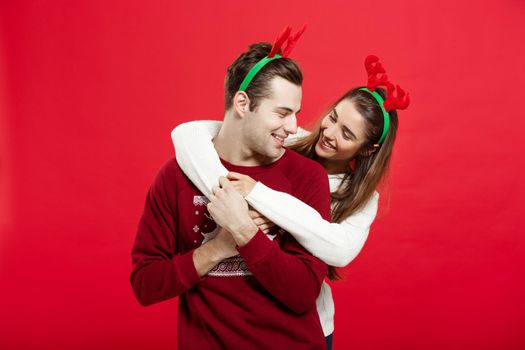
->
[171,120,379,336]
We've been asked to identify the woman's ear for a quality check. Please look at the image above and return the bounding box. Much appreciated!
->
[360,144,380,157]
[233,91,250,118]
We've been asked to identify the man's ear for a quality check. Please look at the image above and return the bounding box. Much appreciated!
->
[360,144,380,157]
[233,91,250,118]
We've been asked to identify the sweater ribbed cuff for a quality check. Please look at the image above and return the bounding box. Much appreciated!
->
[245,181,266,202]
[174,249,202,289]
[236,229,275,266]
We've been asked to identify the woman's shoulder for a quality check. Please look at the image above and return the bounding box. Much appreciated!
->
[296,127,311,137]
[329,175,380,200]
[361,191,380,212]
[284,127,311,145]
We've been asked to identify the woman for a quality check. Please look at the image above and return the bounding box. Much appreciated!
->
[171,56,408,349]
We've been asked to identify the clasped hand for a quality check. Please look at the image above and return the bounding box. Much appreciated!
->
[207,175,275,247]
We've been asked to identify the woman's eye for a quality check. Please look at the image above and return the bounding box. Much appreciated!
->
[329,114,336,122]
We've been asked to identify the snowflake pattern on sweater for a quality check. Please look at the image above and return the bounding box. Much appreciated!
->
[192,195,280,277]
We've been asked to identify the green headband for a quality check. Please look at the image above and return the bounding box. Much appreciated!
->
[238,54,282,92]
[359,87,390,145]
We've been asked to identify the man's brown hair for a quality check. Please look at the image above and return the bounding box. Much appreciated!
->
[224,42,303,111]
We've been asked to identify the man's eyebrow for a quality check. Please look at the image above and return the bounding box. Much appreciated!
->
[275,107,301,114]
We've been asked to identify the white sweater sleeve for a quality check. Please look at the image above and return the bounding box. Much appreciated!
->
[171,120,378,267]
[170,120,227,198]
[246,184,379,267]
[284,127,310,146]
[170,121,308,198]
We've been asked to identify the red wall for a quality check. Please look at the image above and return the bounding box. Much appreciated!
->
[1,1,524,349]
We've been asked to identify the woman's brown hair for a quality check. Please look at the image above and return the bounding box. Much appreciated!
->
[288,87,399,280]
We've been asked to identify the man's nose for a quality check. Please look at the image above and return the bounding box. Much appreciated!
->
[284,114,298,135]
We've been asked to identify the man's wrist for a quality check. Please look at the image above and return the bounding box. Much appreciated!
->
[198,240,226,263]
[193,241,224,277]
[230,221,259,247]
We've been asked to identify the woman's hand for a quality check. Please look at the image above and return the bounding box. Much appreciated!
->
[248,209,275,234]
[227,171,257,197]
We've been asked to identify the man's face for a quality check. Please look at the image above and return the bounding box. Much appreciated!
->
[242,77,302,163]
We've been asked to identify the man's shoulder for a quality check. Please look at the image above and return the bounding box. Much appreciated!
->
[159,157,182,175]
[280,150,328,195]
[150,157,198,199]
[282,149,326,177]
[280,150,331,218]
[154,157,187,186]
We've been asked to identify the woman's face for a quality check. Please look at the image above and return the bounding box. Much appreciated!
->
[315,98,370,163]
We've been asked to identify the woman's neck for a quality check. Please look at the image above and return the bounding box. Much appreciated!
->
[319,158,348,174]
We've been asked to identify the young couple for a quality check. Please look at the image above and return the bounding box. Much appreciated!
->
[131,26,409,350]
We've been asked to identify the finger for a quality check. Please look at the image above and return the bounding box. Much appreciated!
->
[262,228,270,234]
[259,220,272,227]
[261,218,273,226]
[211,185,221,195]
[255,219,275,230]
[253,218,264,226]
[227,171,245,180]
[248,210,257,219]
[258,224,270,232]
[229,180,242,189]
[218,176,232,189]
[230,183,243,192]
[257,213,272,222]
[249,210,262,219]
[209,194,218,203]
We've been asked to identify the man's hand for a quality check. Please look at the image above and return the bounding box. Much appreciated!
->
[207,176,258,246]
[210,227,239,259]
[193,227,238,277]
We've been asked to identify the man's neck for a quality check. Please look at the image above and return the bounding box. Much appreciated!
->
[213,118,284,167]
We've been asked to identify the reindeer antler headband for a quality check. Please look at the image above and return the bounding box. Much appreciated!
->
[360,55,410,145]
[238,25,306,92]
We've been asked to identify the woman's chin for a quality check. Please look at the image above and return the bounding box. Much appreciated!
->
[315,142,329,158]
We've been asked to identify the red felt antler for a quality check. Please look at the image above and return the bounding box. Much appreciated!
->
[364,55,410,111]
[268,26,292,58]
[281,25,306,57]
[268,25,306,58]
[365,55,389,91]
[383,82,410,111]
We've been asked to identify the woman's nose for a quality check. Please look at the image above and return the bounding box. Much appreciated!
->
[323,125,336,140]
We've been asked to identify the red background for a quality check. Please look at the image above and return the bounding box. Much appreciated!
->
[1,1,524,349]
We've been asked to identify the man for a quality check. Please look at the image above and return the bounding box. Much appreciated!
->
[130,38,331,349]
